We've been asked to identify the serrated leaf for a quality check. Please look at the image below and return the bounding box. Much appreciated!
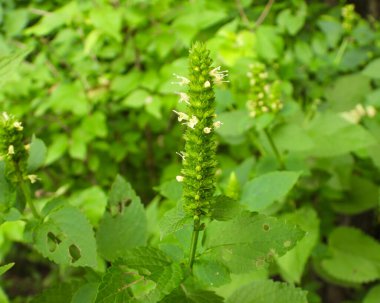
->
[34,204,98,268]
[204,212,304,273]
[31,283,77,303]
[96,175,147,261]
[0,48,30,86]
[210,195,241,221]
[321,226,380,283]
[227,280,308,303]
[27,135,47,172]
[277,207,320,283]
[193,259,231,287]
[363,284,380,303]
[0,263,14,276]
[161,286,224,303]
[241,171,301,212]
[159,206,192,239]
[71,283,99,303]
[362,58,380,79]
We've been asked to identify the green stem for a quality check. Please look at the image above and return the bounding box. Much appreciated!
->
[189,216,200,271]
[264,128,285,170]
[334,37,349,66]
[15,163,41,219]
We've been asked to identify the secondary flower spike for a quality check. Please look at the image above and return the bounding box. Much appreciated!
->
[179,42,221,216]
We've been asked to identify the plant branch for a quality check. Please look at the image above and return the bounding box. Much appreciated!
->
[264,128,285,170]
[189,216,200,270]
[255,0,275,27]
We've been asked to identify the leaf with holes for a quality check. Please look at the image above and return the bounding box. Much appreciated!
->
[227,280,308,303]
[203,211,304,273]
[96,175,147,261]
[33,204,97,268]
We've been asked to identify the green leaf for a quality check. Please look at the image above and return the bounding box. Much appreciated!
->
[215,110,253,143]
[317,18,343,48]
[45,134,68,165]
[71,283,99,303]
[158,179,183,202]
[27,136,47,172]
[34,203,98,268]
[363,284,380,303]
[122,89,150,109]
[0,263,14,276]
[321,227,380,283]
[277,207,320,283]
[204,212,305,273]
[210,195,241,221]
[0,161,15,212]
[255,26,284,60]
[305,112,376,157]
[0,48,30,86]
[325,73,371,112]
[277,4,307,36]
[273,123,314,152]
[96,175,147,261]
[90,5,122,41]
[159,206,192,239]
[362,58,380,79]
[161,286,224,303]
[4,9,29,37]
[31,283,77,303]
[241,171,301,212]
[227,280,308,303]
[193,259,231,287]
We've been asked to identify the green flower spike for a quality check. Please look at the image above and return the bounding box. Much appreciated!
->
[173,42,226,270]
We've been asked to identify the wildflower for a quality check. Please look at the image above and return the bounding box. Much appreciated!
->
[13,121,23,131]
[2,112,9,121]
[176,151,186,160]
[172,73,190,86]
[27,175,39,184]
[173,110,189,122]
[209,66,229,85]
[8,145,15,155]
[366,105,376,117]
[203,127,212,134]
[176,92,190,105]
[186,116,199,129]
[176,175,184,182]
[204,81,211,88]
[213,121,222,129]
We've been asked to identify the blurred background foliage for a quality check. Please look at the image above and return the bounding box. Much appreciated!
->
[1,0,380,302]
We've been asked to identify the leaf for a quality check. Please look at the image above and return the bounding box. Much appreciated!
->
[96,175,147,261]
[158,179,183,202]
[0,161,15,212]
[215,110,253,143]
[45,134,68,165]
[325,73,371,112]
[305,112,376,157]
[362,58,380,79]
[159,206,192,239]
[122,89,150,109]
[277,207,320,283]
[363,284,380,303]
[0,263,14,276]
[31,283,77,303]
[161,287,224,303]
[27,136,47,172]
[321,227,380,283]
[255,26,284,61]
[210,195,241,221]
[227,280,308,303]
[277,4,307,36]
[33,203,98,268]
[193,259,231,287]
[204,212,305,273]
[71,283,99,303]
[273,123,314,152]
[0,48,30,86]
[90,5,122,41]
[241,171,301,212]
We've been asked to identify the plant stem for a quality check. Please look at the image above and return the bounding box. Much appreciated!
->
[189,216,200,271]
[264,128,285,170]
[15,163,41,219]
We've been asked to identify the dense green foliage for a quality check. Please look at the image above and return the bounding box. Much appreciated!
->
[1,0,380,302]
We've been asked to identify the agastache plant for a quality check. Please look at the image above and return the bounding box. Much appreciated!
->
[173,42,225,269]
[0,112,40,218]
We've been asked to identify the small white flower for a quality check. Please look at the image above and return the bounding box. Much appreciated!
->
[27,175,39,184]
[258,93,264,99]
[203,127,212,134]
[176,175,184,182]
[246,71,253,78]
[13,121,23,131]
[262,106,269,112]
[176,92,190,105]
[259,72,268,79]
[250,79,256,86]
[264,84,271,93]
[173,110,189,122]
[366,105,376,117]
[24,144,30,151]
[2,112,9,121]
[172,73,190,86]
[204,80,211,88]
[176,151,186,160]
[213,121,223,129]
[210,66,229,85]
[145,96,153,104]
[8,145,15,155]
[355,104,366,116]
[186,116,199,129]
[340,111,361,124]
